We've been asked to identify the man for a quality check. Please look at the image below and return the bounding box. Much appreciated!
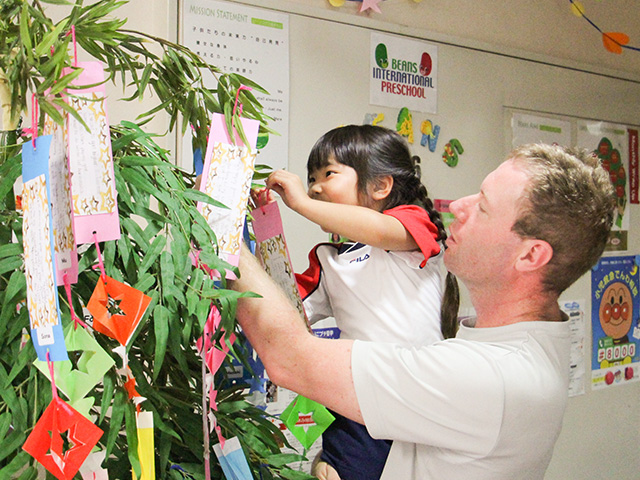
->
[230,143,615,479]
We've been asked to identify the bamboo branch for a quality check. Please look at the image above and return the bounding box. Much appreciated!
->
[0,69,20,131]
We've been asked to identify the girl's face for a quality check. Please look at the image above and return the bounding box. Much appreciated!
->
[307,157,362,206]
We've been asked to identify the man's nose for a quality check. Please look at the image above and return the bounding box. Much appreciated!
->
[449,196,470,222]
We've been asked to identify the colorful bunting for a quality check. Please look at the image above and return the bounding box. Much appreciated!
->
[569,0,640,54]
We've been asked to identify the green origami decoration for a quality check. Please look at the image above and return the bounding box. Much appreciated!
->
[34,322,115,418]
[279,395,335,450]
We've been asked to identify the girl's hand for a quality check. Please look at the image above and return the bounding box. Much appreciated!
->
[250,187,275,209]
[266,170,310,213]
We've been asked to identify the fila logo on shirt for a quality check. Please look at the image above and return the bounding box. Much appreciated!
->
[349,253,370,264]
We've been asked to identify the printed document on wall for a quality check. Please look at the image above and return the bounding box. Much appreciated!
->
[181,0,289,171]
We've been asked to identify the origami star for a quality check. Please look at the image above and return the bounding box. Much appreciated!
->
[360,0,382,14]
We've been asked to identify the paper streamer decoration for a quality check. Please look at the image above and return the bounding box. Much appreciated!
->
[198,306,237,380]
[112,345,146,405]
[43,116,78,285]
[33,322,115,418]
[198,305,236,446]
[213,436,253,480]
[251,202,309,327]
[64,61,120,243]
[21,135,68,362]
[198,112,259,277]
[87,275,152,346]
[280,395,335,450]
[133,411,155,480]
[22,396,103,480]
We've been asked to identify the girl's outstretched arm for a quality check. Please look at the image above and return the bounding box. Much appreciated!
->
[267,170,418,251]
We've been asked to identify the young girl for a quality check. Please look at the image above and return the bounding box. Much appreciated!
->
[258,124,459,480]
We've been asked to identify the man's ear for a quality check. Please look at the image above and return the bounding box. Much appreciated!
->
[371,175,394,201]
[515,239,553,272]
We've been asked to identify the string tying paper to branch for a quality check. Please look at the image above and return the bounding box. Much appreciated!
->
[231,85,252,137]
[66,25,79,67]
[46,351,60,401]
[21,93,39,148]
[63,273,89,331]
[569,0,640,54]
[92,233,107,283]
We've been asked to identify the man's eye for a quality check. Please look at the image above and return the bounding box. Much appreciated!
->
[326,170,336,177]
[308,177,315,184]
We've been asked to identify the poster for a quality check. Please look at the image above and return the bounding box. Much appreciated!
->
[510,112,571,149]
[181,0,290,171]
[370,32,438,113]
[560,299,587,397]
[577,121,629,251]
[591,255,640,390]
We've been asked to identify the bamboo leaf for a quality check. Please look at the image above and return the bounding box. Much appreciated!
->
[0,256,23,276]
[138,234,166,275]
[152,304,169,379]
[34,19,69,57]
[2,270,25,306]
[182,189,229,208]
[47,67,84,96]
[0,243,22,259]
[19,4,33,61]
[104,388,127,458]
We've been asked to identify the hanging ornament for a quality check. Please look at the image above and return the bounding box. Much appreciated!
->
[569,0,639,54]
[360,0,382,13]
[280,395,335,450]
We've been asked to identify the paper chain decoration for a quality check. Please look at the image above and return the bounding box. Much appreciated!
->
[570,0,640,54]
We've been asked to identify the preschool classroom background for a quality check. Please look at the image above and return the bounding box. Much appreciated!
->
[101,0,639,478]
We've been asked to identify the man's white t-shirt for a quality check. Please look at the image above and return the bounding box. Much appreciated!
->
[352,318,571,480]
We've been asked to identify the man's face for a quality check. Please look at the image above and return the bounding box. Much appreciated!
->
[444,160,529,287]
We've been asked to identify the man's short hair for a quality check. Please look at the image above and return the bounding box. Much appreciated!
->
[510,143,616,294]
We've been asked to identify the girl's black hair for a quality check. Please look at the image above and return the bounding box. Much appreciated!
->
[307,125,460,338]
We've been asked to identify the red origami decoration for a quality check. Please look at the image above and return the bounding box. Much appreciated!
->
[87,275,151,345]
[22,396,103,480]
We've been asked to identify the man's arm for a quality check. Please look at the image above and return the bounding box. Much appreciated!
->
[229,244,364,423]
